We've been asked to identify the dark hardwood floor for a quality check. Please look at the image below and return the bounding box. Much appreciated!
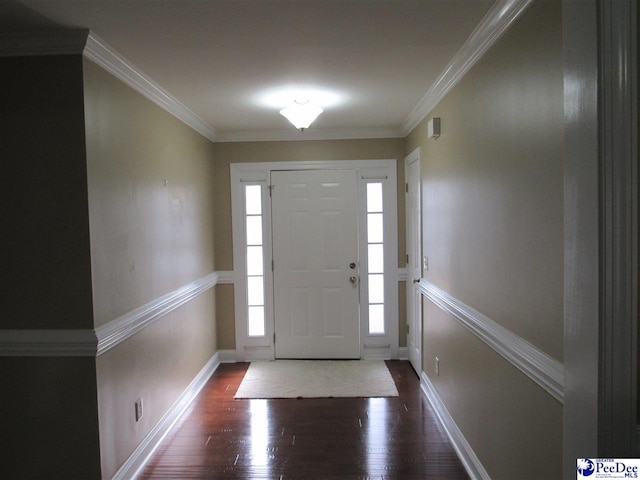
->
[140,361,470,479]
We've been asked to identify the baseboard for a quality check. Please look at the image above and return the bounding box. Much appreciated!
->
[398,346,408,360]
[218,349,237,363]
[420,372,490,480]
[112,350,223,480]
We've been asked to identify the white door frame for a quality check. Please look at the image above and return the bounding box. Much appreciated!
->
[231,159,399,361]
[405,147,422,375]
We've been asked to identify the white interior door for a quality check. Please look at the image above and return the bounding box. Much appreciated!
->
[271,169,360,359]
[405,151,422,375]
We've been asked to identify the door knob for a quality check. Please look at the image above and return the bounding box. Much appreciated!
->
[349,276,358,284]
[349,262,356,269]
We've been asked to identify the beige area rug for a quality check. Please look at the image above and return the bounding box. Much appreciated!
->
[234,360,399,399]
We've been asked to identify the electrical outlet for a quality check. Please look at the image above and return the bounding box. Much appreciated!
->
[135,398,143,422]
[435,357,440,376]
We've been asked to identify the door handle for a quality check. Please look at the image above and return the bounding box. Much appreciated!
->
[413,278,420,284]
[349,276,358,284]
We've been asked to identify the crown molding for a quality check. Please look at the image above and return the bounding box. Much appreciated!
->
[419,279,564,403]
[83,33,217,142]
[0,29,89,57]
[2,1,533,144]
[215,126,404,143]
[1,29,217,142]
[401,0,534,135]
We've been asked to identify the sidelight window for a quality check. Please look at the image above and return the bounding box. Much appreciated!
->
[245,185,266,337]
[366,182,385,334]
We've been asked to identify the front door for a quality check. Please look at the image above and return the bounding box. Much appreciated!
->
[271,169,360,358]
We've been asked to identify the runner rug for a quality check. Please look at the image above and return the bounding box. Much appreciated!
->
[234,360,399,399]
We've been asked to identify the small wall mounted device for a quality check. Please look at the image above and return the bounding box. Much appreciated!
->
[428,117,441,139]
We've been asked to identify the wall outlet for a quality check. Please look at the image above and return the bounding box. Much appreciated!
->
[435,357,440,376]
[135,398,143,422]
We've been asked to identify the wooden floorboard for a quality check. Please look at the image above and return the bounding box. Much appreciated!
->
[139,361,470,480]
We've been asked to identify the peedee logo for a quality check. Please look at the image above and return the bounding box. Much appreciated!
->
[578,459,640,479]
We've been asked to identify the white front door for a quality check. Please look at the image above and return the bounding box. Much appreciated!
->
[271,169,360,359]
[405,149,422,375]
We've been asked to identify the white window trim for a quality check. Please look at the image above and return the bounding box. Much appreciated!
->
[231,160,398,361]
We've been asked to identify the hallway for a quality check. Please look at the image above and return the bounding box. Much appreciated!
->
[140,361,469,479]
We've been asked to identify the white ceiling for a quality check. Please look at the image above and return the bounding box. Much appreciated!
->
[3,0,495,141]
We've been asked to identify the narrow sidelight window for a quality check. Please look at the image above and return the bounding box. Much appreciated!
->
[366,183,385,334]
[245,185,265,337]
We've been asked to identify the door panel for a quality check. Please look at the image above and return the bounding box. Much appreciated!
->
[406,155,422,374]
[272,169,360,358]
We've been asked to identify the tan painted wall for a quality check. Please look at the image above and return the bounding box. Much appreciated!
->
[211,139,407,349]
[405,1,563,478]
[82,59,218,478]
[1,55,101,480]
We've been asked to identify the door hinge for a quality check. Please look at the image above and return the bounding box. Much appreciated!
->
[272,260,274,272]
[407,324,410,334]
[268,184,275,197]
[405,183,409,193]
[273,332,276,343]
[406,254,409,264]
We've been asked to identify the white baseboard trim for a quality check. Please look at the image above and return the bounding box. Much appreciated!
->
[218,349,238,363]
[113,350,223,480]
[419,280,564,403]
[420,372,491,480]
[398,346,408,360]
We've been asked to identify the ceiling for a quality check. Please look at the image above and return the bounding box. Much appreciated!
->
[2,0,495,142]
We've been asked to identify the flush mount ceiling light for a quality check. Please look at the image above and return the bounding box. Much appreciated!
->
[279,99,323,131]
[254,86,346,132]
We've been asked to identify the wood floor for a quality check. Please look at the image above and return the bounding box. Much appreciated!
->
[140,361,470,479]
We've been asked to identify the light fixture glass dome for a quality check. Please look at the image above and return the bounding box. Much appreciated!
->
[279,100,323,131]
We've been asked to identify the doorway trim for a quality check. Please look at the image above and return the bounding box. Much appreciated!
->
[231,159,399,361]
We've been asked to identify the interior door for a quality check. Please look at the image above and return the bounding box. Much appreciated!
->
[406,153,422,375]
[271,169,360,359]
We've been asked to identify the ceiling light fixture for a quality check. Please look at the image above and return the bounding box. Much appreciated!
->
[279,99,323,131]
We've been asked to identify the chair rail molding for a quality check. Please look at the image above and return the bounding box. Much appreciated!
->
[420,280,564,403]
[0,271,226,357]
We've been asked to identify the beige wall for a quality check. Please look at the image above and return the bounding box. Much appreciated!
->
[405,1,563,478]
[1,55,101,480]
[212,139,407,349]
[82,59,218,478]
